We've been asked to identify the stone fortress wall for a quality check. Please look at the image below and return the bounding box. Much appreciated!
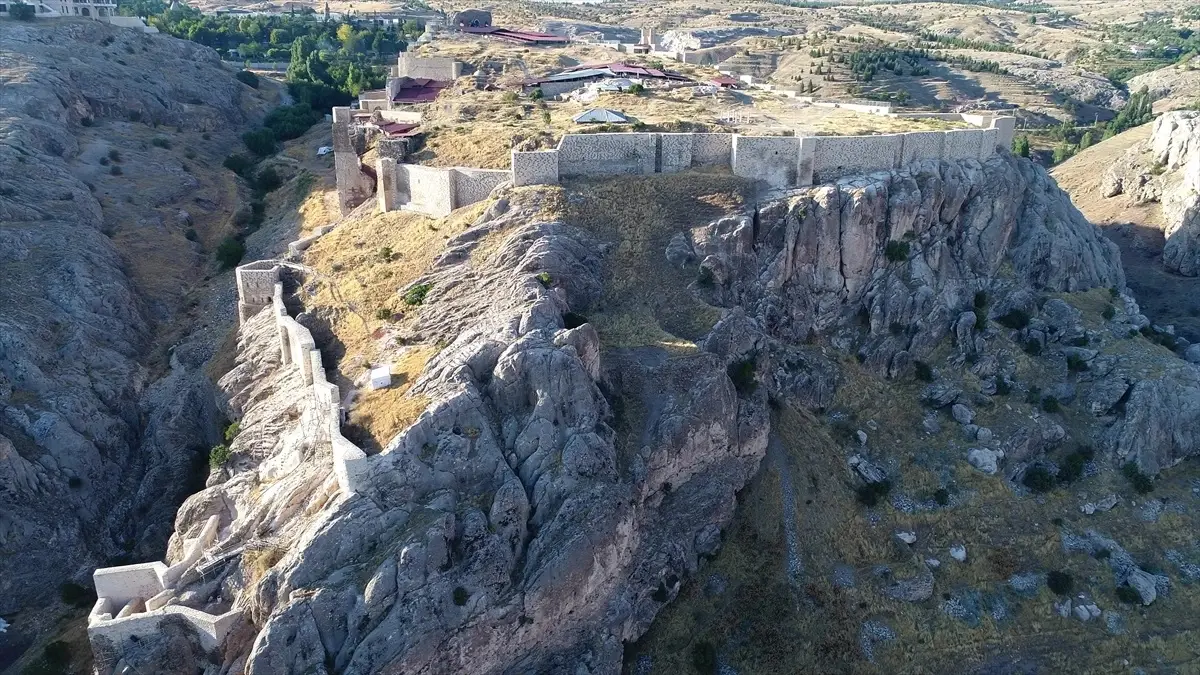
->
[339,110,1015,217]
[394,53,462,80]
[509,114,1016,188]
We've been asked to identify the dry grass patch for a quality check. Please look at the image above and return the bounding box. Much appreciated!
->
[562,171,750,351]
[345,345,437,452]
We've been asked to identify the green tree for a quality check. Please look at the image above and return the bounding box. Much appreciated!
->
[1012,134,1031,158]
[269,28,291,45]
[9,2,36,19]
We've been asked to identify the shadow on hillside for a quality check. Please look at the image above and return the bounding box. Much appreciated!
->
[1102,220,1200,342]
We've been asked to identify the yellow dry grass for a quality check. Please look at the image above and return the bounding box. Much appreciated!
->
[346,345,437,452]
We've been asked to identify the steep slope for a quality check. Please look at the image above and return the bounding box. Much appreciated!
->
[102,150,1200,673]
[0,18,269,661]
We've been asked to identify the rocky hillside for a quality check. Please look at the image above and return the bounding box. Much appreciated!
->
[0,18,270,664]
[104,149,1200,673]
[1128,56,1200,113]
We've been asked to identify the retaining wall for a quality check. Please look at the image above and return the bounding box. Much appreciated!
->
[375,161,512,217]
[396,53,462,80]
[809,133,905,182]
[732,135,801,188]
[558,133,658,177]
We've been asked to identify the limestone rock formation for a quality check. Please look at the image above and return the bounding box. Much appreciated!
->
[127,149,1200,673]
[0,19,265,621]
[1102,111,1200,276]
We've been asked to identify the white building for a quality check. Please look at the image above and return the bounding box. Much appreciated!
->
[0,0,117,17]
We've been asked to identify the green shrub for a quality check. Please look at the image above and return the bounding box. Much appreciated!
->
[404,283,432,306]
[378,246,394,261]
[242,128,277,156]
[110,165,123,176]
[997,308,1030,329]
[255,166,282,193]
[1041,396,1061,413]
[536,271,552,287]
[973,306,988,330]
[81,117,95,127]
[1057,446,1092,484]
[59,581,95,608]
[99,156,110,166]
[529,87,544,100]
[1109,286,1120,299]
[884,240,910,262]
[1012,134,1031,158]
[691,640,717,674]
[263,103,324,142]
[913,360,933,382]
[9,2,36,20]
[185,228,198,242]
[856,479,891,507]
[1046,570,1073,595]
[1121,462,1154,494]
[224,421,240,442]
[151,136,171,149]
[235,69,260,88]
[627,83,646,95]
[994,377,1012,395]
[1066,354,1089,372]
[727,358,757,397]
[1102,305,1116,320]
[1023,339,1042,356]
[375,307,393,320]
[453,586,470,606]
[108,149,121,162]
[973,291,989,309]
[209,444,232,468]
[42,641,71,666]
[934,488,950,506]
[1022,465,1056,493]
[1115,585,1142,604]
[215,236,245,270]
[696,266,715,288]
[68,476,83,489]
[224,153,254,175]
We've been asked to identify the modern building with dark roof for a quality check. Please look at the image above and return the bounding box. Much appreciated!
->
[524,61,692,98]
[461,26,569,46]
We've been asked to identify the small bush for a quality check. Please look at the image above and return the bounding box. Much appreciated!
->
[1102,305,1116,320]
[99,156,110,166]
[81,117,95,127]
[404,283,432,306]
[255,166,282,193]
[151,136,171,149]
[501,91,520,103]
[110,165,123,176]
[997,309,1030,329]
[235,69,261,88]
[994,377,1012,396]
[378,246,394,262]
[884,240,910,262]
[692,640,717,674]
[1095,548,1112,560]
[375,307,393,320]
[934,488,950,506]
[185,228,198,242]
[529,87,544,100]
[242,128,278,156]
[215,236,245,270]
[973,305,988,330]
[128,110,142,122]
[1121,462,1154,494]
[1066,335,1089,347]
[536,271,552,287]
[1115,585,1142,604]
[224,421,240,443]
[727,358,757,397]
[696,266,715,288]
[856,479,891,507]
[43,641,71,666]
[1066,354,1089,372]
[224,153,254,175]
[1023,339,1043,356]
[973,291,989,309]
[1046,570,1073,595]
[68,476,83,489]
[108,149,121,162]
[1057,446,1092,484]
[209,444,232,468]
[627,82,646,95]
[1041,396,1061,413]
[452,586,470,606]
[913,360,933,382]
[59,581,96,608]
[1022,465,1057,493]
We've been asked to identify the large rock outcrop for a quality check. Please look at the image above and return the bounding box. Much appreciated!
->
[1102,111,1200,275]
[0,19,265,622]
[127,152,1200,673]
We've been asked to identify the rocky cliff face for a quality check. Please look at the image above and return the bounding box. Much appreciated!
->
[0,19,265,633]
[1102,111,1200,276]
[121,150,1200,673]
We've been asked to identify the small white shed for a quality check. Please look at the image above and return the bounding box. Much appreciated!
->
[368,366,393,390]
